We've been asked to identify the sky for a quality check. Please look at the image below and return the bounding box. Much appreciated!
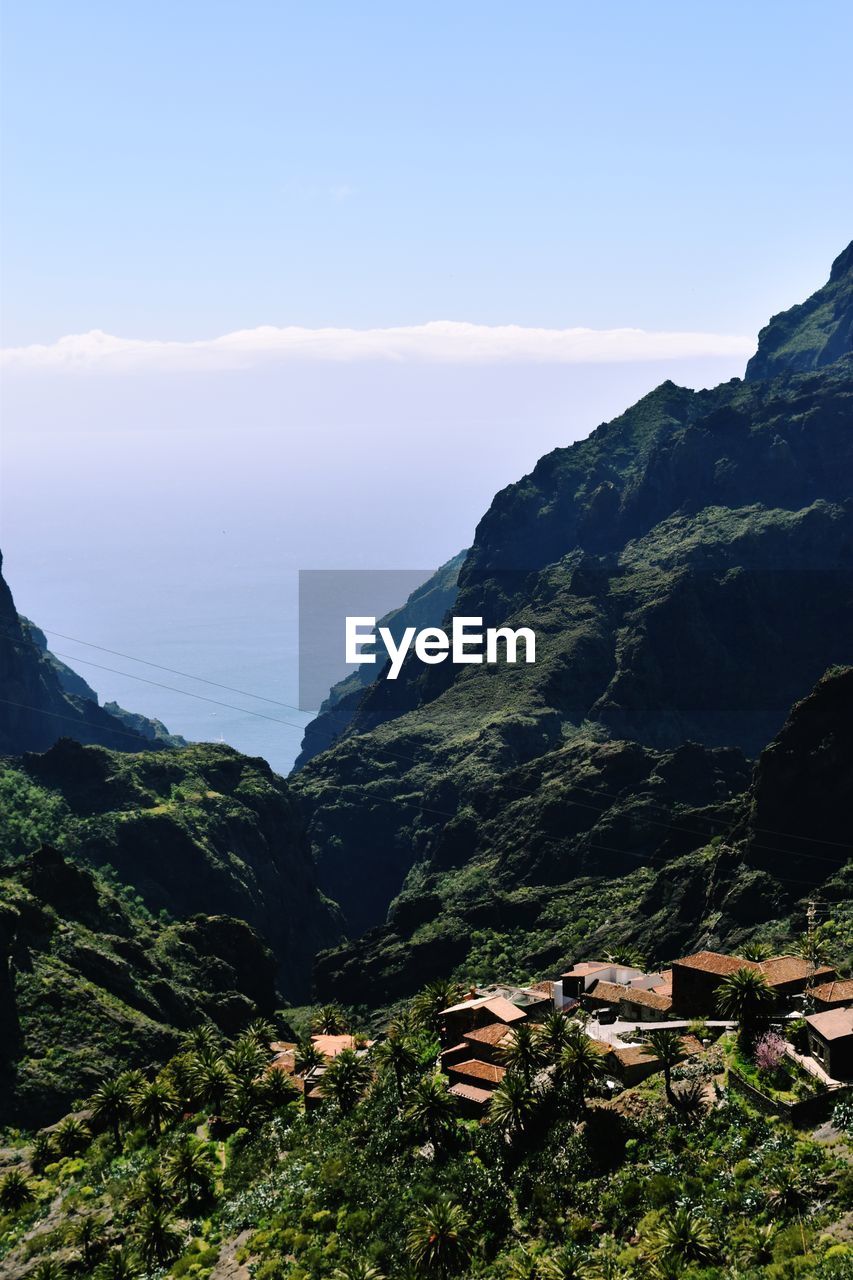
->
[1,2,851,771]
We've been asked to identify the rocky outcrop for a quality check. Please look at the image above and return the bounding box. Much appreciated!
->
[746,241,853,380]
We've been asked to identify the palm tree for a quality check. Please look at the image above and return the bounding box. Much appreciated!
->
[180,1022,222,1060]
[489,1072,538,1138]
[94,1246,137,1280]
[91,1076,133,1150]
[641,1029,683,1105]
[716,966,775,1046]
[373,1029,419,1103]
[765,1169,807,1217]
[576,1235,632,1279]
[503,1245,553,1278]
[227,1035,269,1085]
[645,1205,716,1268]
[406,1197,471,1277]
[135,1204,184,1268]
[295,1037,325,1112]
[54,1115,90,1156]
[332,1260,386,1280]
[126,1165,174,1214]
[536,1009,578,1066]
[30,1262,67,1280]
[605,946,647,969]
[405,1073,456,1149]
[243,1016,277,1048]
[320,1049,372,1114]
[29,1131,54,1175]
[411,979,463,1034]
[560,1038,608,1112]
[226,1079,263,1129]
[132,1079,179,1140]
[741,939,773,961]
[311,1002,349,1034]
[736,1222,779,1266]
[499,1022,547,1087]
[193,1058,234,1116]
[76,1215,106,1272]
[541,1244,584,1279]
[262,1066,298,1113]
[0,1169,34,1211]
[671,1079,707,1122]
[165,1136,216,1207]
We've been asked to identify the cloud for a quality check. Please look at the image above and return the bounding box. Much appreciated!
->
[0,321,754,373]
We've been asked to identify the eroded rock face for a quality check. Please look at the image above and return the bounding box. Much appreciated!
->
[300,244,853,997]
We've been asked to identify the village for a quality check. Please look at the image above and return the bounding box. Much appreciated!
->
[270,948,853,1121]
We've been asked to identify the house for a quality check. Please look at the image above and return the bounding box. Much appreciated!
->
[312,1033,373,1059]
[670,951,752,1016]
[605,1035,704,1087]
[757,956,835,1000]
[438,989,530,1046]
[809,979,853,1011]
[584,980,673,1022]
[555,961,645,1006]
[805,1008,853,1080]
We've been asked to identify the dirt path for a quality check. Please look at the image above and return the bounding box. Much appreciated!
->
[210,1229,253,1280]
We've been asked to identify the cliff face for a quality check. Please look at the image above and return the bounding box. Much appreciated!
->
[0,554,184,754]
[297,243,853,997]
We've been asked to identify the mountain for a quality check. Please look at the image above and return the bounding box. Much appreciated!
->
[0,555,185,754]
[296,242,853,999]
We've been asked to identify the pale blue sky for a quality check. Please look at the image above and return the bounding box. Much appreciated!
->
[2,1,851,346]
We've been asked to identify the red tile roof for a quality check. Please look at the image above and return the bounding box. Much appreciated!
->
[448,1059,506,1085]
[674,951,753,976]
[312,1034,373,1059]
[464,1023,513,1048]
[758,956,835,987]
[448,1081,492,1106]
[586,981,672,1012]
[481,995,527,1023]
[811,979,853,1006]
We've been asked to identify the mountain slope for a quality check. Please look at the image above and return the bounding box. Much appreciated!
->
[0,553,185,754]
[296,243,853,995]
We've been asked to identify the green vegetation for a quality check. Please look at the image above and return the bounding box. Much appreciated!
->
[1,990,851,1279]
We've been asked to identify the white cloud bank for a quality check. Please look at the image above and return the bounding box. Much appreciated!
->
[0,321,754,373]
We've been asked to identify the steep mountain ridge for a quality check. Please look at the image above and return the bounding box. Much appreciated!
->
[296,243,853,994]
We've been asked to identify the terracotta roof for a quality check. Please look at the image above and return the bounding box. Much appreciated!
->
[811,979,853,1006]
[674,951,753,976]
[448,1059,506,1085]
[312,1034,373,1059]
[609,1034,702,1070]
[440,1041,471,1058]
[529,980,555,996]
[441,995,488,1014]
[651,970,673,996]
[806,1008,853,1041]
[482,995,527,1023]
[758,956,835,987]
[448,1081,492,1106]
[271,1040,297,1054]
[561,962,610,978]
[586,981,628,1004]
[270,1048,297,1074]
[622,987,673,1012]
[464,1022,513,1048]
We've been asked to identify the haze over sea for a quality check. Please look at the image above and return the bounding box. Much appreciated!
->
[1,355,745,773]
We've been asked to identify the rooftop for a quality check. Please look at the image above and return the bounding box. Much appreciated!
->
[811,979,853,1006]
[464,1022,513,1048]
[586,980,673,1012]
[448,1059,506,1085]
[448,1081,492,1106]
[758,956,835,987]
[312,1034,372,1059]
[561,962,611,978]
[674,950,754,976]
[806,1008,853,1042]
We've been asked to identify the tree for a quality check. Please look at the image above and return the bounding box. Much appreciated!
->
[405,1073,456,1149]
[536,1009,578,1066]
[765,1170,807,1217]
[541,1244,584,1279]
[645,1205,716,1268]
[225,1079,263,1129]
[54,1115,90,1156]
[499,1023,547,1087]
[135,1204,183,1268]
[559,1038,607,1112]
[227,1035,269,1085]
[741,939,773,961]
[0,1169,34,1211]
[605,946,647,969]
[489,1072,538,1139]
[91,1076,133,1150]
[180,1022,222,1059]
[320,1049,372,1114]
[262,1066,298,1113]
[374,1029,419,1103]
[406,1197,471,1277]
[243,1016,277,1048]
[76,1215,106,1272]
[641,1030,683,1105]
[29,1131,54,1175]
[311,1002,349,1034]
[736,1222,779,1266]
[165,1136,217,1208]
[126,1166,175,1214]
[332,1261,386,1280]
[295,1037,326,1112]
[193,1058,234,1116]
[716,966,775,1046]
[94,1246,137,1280]
[411,979,463,1035]
[94,1247,137,1280]
[132,1079,179,1139]
[30,1262,67,1280]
